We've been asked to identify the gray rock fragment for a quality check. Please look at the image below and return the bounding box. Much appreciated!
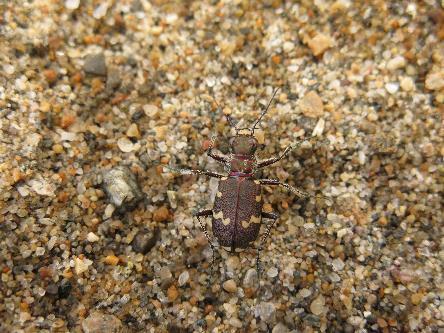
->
[131,227,160,254]
[83,53,107,76]
[102,166,143,210]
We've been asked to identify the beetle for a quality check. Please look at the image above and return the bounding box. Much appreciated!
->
[166,89,321,282]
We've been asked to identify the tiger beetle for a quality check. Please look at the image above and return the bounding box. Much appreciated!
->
[166,88,325,287]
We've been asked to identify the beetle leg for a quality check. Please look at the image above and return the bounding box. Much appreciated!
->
[207,135,230,165]
[164,165,226,179]
[257,138,312,168]
[256,211,279,296]
[259,179,333,204]
[194,209,217,286]
[259,179,311,199]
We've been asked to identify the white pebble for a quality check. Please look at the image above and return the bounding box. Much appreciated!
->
[35,247,45,256]
[332,258,345,271]
[267,267,279,278]
[47,236,57,250]
[312,118,325,137]
[87,232,100,242]
[3,64,15,75]
[298,288,312,298]
[283,41,295,52]
[303,223,315,230]
[400,77,415,91]
[93,3,108,19]
[385,82,399,94]
[386,56,406,71]
[74,257,92,275]
[336,228,348,239]
[65,0,80,9]
[104,204,115,218]
[17,185,30,197]
[117,137,135,152]
[254,302,276,321]
[28,179,56,196]
[178,270,189,286]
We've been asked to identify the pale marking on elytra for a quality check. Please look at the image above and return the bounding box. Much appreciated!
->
[214,211,230,225]
[254,180,260,185]
[221,177,228,181]
[241,215,261,229]
[216,191,222,198]
[255,195,261,202]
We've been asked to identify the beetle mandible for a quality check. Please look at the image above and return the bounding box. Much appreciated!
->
[167,89,319,281]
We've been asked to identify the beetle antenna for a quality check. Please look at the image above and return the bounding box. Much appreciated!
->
[210,94,237,128]
[251,88,279,133]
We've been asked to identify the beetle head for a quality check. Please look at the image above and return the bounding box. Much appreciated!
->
[230,130,258,155]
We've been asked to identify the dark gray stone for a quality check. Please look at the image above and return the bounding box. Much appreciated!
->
[83,53,107,76]
[131,227,160,254]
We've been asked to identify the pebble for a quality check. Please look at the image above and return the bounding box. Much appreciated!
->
[43,69,57,84]
[167,285,179,302]
[307,33,334,56]
[425,71,444,90]
[117,137,135,152]
[74,257,92,275]
[312,118,325,137]
[153,206,170,222]
[385,82,399,94]
[255,302,276,322]
[400,77,415,91]
[411,292,423,305]
[272,323,289,333]
[310,295,326,316]
[86,232,99,242]
[158,266,172,281]
[386,56,406,71]
[222,279,237,293]
[131,228,160,254]
[126,124,140,138]
[228,317,243,328]
[102,166,143,209]
[104,255,119,266]
[299,91,324,118]
[226,256,240,271]
[178,270,189,286]
[267,267,279,278]
[243,268,258,288]
[93,3,108,19]
[65,0,80,10]
[332,258,345,271]
[298,288,312,298]
[81,311,122,333]
[83,53,107,76]
[106,68,121,90]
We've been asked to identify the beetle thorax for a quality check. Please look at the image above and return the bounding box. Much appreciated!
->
[230,155,255,175]
[229,134,258,175]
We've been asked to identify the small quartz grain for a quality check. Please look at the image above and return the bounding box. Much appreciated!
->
[222,279,237,293]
